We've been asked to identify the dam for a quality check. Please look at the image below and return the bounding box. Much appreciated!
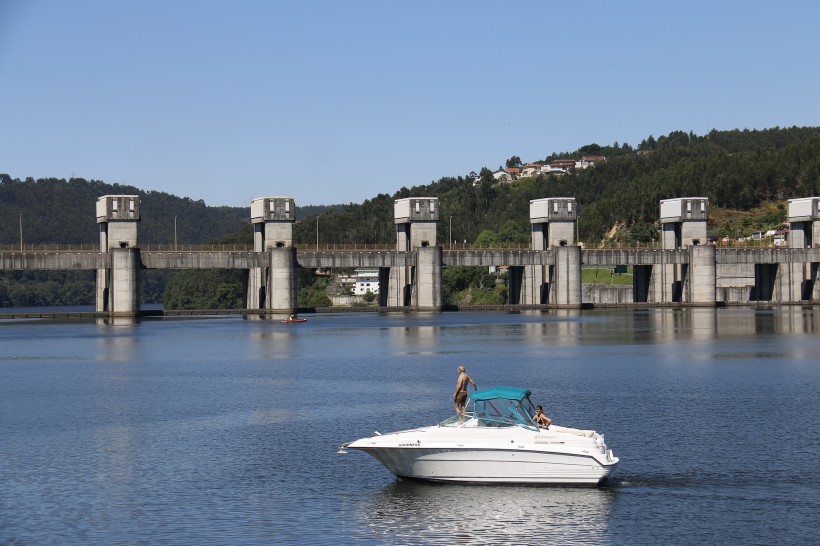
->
[1,195,819,316]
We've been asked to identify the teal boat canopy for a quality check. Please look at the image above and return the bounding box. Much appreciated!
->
[440,386,539,430]
[470,386,531,402]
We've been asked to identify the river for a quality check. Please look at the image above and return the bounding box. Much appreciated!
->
[1,308,818,544]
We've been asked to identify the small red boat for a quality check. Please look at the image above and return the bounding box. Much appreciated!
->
[280,317,307,323]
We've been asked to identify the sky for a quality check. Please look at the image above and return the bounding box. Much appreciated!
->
[2,1,819,207]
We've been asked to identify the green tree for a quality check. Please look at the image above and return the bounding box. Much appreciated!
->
[478,167,494,184]
[627,223,659,243]
[497,220,527,243]
[163,270,245,309]
[297,276,331,308]
[474,229,501,247]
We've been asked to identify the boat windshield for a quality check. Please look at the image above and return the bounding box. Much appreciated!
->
[440,386,540,431]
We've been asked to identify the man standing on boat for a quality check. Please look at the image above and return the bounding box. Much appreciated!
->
[454,365,477,414]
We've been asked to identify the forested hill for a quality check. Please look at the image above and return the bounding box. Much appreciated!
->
[292,126,820,245]
[0,175,342,246]
[0,175,246,245]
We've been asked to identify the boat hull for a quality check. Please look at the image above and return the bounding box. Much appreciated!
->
[348,425,618,486]
[359,447,615,485]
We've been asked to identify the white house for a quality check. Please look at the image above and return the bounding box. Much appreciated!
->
[353,268,380,295]
[577,155,606,169]
[492,169,511,182]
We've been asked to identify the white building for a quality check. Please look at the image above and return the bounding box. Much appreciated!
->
[353,268,380,295]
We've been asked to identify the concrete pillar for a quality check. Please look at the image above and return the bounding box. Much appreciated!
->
[96,268,108,312]
[553,245,581,308]
[247,266,266,309]
[386,266,409,307]
[413,246,442,310]
[109,248,141,316]
[95,195,140,314]
[520,265,546,305]
[246,223,266,309]
[773,261,799,303]
[650,262,675,303]
[268,247,297,313]
[685,245,716,305]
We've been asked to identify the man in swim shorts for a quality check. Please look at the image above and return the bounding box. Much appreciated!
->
[453,365,477,414]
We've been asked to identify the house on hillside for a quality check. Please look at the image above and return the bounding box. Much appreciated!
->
[548,159,576,173]
[549,159,575,169]
[492,169,512,182]
[521,163,541,177]
[578,155,606,168]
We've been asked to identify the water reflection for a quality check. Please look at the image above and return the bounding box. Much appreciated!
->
[714,307,820,337]
[390,326,439,355]
[94,326,139,362]
[249,326,295,358]
[351,480,614,545]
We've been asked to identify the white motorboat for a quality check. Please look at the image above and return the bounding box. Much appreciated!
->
[340,386,618,485]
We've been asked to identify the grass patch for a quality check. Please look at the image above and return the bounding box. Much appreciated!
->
[582,266,633,285]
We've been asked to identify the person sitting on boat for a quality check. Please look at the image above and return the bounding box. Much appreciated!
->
[453,365,477,414]
[288,314,295,321]
[533,405,552,429]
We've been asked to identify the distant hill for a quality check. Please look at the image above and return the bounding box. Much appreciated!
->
[0,175,345,246]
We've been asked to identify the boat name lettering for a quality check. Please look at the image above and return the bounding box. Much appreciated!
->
[398,441,421,447]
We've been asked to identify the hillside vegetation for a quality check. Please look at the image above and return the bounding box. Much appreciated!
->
[291,127,820,247]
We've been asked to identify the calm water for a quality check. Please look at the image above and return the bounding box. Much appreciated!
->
[1,308,818,545]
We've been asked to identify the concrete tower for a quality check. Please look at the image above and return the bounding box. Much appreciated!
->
[787,197,820,302]
[658,197,712,304]
[529,197,577,249]
[660,197,709,249]
[95,195,141,315]
[520,198,578,305]
[788,197,820,248]
[248,197,296,312]
[394,197,439,250]
[386,198,441,308]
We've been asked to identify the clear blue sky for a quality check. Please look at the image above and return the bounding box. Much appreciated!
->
[2,1,819,207]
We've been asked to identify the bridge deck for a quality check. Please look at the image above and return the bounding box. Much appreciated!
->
[2,247,819,271]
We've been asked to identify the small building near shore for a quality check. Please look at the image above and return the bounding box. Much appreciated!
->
[353,268,380,295]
